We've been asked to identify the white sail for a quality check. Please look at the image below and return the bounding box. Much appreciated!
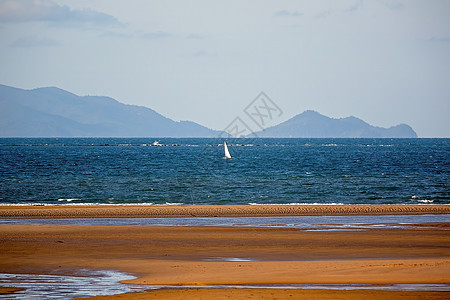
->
[224,142,232,159]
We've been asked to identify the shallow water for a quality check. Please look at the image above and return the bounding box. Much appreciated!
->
[1,271,450,300]
[1,214,448,230]
[0,270,142,299]
[146,284,450,292]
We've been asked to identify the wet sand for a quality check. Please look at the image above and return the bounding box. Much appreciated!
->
[84,289,448,300]
[0,204,449,218]
[0,205,449,299]
[0,287,23,295]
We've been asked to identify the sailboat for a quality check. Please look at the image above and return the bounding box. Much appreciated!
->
[224,141,232,159]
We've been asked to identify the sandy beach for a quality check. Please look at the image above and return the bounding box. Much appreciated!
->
[0,204,449,218]
[0,205,449,299]
[84,289,449,300]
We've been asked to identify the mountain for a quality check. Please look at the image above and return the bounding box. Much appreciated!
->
[0,84,218,137]
[253,110,417,138]
[0,84,418,138]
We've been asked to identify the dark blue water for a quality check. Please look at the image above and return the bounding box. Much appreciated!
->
[0,138,448,205]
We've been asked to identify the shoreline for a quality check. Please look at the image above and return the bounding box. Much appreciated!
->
[1,205,449,299]
[2,225,449,280]
[0,204,449,218]
[1,224,449,299]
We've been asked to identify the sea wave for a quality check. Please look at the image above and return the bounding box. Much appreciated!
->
[58,198,81,202]
[417,199,434,203]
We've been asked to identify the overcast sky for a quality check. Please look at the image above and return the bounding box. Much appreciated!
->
[0,0,449,137]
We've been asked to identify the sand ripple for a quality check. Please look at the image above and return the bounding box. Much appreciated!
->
[0,204,448,218]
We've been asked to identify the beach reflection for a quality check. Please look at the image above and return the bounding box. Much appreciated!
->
[1,271,449,299]
[0,270,146,299]
[0,215,448,230]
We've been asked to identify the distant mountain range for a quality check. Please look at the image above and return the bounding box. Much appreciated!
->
[0,84,417,138]
[0,84,218,137]
[254,110,417,138]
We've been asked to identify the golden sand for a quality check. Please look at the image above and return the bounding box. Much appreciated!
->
[0,205,449,299]
[0,287,23,295]
[82,288,448,300]
[0,204,448,218]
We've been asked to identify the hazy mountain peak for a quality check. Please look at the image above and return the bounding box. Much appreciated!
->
[0,84,218,137]
[0,84,418,138]
[297,110,322,117]
[255,110,417,138]
[302,110,320,115]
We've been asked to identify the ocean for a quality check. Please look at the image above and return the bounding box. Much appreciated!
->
[0,138,448,205]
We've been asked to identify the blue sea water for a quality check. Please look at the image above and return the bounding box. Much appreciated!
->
[0,138,448,205]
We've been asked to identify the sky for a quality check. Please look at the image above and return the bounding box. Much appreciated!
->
[0,0,449,137]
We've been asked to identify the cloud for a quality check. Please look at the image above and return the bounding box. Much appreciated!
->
[140,31,171,40]
[274,10,290,17]
[186,33,204,39]
[378,0,404,11]
[0,0,120,25]
[428,36,450,43]
[193,50,207,57]
[273,10,303,17]
[315,10,331,19]
[346,0,364,12]
[99,30,172,41]
[100,31,133,39]
[181,50,215,59]
[11,35,60,47]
